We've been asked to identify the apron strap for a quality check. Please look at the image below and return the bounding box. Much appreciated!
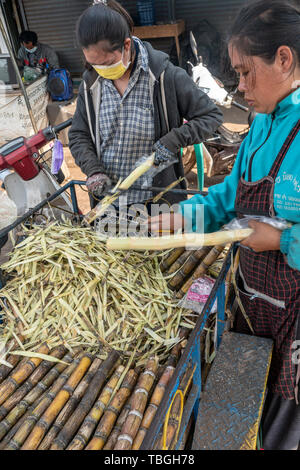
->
[268,119,300,180]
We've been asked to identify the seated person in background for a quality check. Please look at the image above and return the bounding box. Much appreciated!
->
[17,30,59,74]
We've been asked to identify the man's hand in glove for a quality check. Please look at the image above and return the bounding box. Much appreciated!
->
[153,141,177,166]
[86,173,112,197]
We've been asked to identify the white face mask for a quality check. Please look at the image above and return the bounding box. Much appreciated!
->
[25,46,37,54]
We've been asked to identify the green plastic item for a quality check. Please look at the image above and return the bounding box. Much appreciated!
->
[181,144,204,191]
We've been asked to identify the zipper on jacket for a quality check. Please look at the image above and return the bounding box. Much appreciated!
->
[248,112,276,182]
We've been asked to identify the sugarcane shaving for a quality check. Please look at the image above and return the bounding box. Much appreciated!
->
[0,221,196,367]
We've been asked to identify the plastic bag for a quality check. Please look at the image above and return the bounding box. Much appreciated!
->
[224,215,291,231]
[0,192,17,230]
[23,66,41,82]
[133,154,178,189]
[51,139,64,174]
[178,275,218,314]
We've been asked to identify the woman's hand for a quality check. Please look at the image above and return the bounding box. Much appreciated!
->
[241,220,281,252]
[148,213,186,236]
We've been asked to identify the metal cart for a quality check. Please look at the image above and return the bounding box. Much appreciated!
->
[0,181,273,450]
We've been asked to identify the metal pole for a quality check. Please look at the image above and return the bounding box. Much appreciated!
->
[0,16,38,133]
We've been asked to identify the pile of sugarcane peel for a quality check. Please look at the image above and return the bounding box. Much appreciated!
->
[0,222,196,366]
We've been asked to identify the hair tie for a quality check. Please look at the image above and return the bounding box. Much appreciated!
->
[93,0,107,5]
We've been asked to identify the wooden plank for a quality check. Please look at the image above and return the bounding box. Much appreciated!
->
[133,20,185,40]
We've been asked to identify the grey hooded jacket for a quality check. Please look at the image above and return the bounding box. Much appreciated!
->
[17,42,59,69]
[68,41,223,204]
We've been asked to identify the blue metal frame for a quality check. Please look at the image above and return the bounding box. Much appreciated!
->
[140,248,232,450]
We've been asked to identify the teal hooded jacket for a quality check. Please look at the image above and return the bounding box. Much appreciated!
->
[180,89,300,271]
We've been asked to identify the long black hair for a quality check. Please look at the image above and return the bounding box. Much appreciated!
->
[76,0,134,52]
[229,0,300,68]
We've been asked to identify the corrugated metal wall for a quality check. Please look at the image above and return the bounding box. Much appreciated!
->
[21,0,300,75]
[22,0,91,75]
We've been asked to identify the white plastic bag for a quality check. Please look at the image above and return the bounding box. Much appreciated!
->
[224,216,291,231]
[0,192,17,230]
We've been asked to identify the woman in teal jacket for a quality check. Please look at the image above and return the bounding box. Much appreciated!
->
[151,0,300,450]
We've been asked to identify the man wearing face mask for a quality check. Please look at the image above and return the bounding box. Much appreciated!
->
[68,0,223,210]
[17,31,59,73]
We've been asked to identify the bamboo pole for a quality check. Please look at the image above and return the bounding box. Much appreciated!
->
[176,245,225,298]
[85,368,139,450]
[159,248,185,273]
[3,353,82,450]
[114,357,158,450]
[167,246,212,291]
[38,357,102,450]
[0,349,75,442]
[50,351,120,450]
[20,354,92,450]
[67,365,125,450]
[0,343,50,406]
[132,364,175,450]
[106,229,253,251]
[0,345,66,421]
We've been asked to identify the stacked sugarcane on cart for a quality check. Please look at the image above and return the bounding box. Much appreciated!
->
[0,171,268,451]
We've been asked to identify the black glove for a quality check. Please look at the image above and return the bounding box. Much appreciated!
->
[153,141,176,167]
[86,173,112,197]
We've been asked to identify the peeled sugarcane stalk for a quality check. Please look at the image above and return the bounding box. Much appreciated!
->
[83,154,155,225]
[67,364,125,450]
[0,349,76,442]
[167,246,212,291]
[0,336,25,384]
[132,364,175,450]
[0,343,50,407]
[103,394,134,450]
[50,351,120,450]
[160,248,185,273]
[0,345,67,421]
[85,368,139,450]
[38,357,102,450]
[177,245,225,299]
[114,357,158,450]
[20,354,92,450]
[3,353,83,450]
[106,228,253,251]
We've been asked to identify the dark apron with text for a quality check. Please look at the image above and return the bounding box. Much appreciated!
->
[234,120,300,400]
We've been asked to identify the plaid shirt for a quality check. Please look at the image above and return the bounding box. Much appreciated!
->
[99,38,155,205]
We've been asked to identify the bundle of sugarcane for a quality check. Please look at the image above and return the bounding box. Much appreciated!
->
[38,356,104,450]
[2,351,84,449]
[50,351,119,450]
[67,364,125,450]
[167,246,212,291]
[113,356,158,450]
[0,221,195,367]
[0,348,78,444]
[176,245,226,299]
[85,367,139,450]
[0,333,187,450]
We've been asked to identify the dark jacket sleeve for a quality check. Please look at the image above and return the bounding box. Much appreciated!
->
[68,84,105,178]
[159,65,223,153]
